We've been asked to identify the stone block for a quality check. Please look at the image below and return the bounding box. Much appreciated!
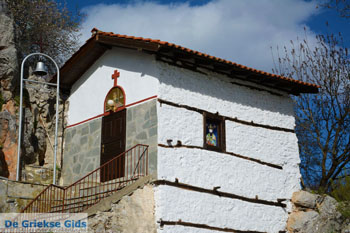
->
[86,163,94,172]
[287,210,319,233]
[89,119,100,134]
[87,148,100,158]
[70,129,76,139]
[65,131,71,142]
[148,127,157,137]
[127,109,132,122]
[149,117,157,127]
[136,132,147,140]
[150,104,157,116]
[81,126,89,135]
[80,136,87,145]
[127,122,136,134]
[73,164,81,174]
[69,146,80,156]
[144,111,150,121]
[94,135,101,147]
[79,154,84,163]
[142,120,152,129]
[292,190,319,209]
[319,195,339,217]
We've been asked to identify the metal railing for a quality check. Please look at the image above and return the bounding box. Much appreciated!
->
[22,144,149,213]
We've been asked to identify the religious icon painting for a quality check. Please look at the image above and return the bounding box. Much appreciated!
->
[206,121,218,146]
[203,113,226,152]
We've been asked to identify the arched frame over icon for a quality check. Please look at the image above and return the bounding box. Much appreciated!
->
[104,86,126,113]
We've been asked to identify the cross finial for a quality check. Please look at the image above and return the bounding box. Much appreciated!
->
[112,70,120,87]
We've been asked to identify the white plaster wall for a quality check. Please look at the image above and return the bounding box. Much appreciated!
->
[156,146,299,231]
[226,121,300,165]
[158,146,289,201]
[67,47,160,125]
[158,104,300,166]
[156,62,301,232]
[158,104,203,146]
[154,186,288,233]
[157,62,295,129]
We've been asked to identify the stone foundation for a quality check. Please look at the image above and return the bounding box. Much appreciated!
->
[0,178,47,213]
[88,184,156,233]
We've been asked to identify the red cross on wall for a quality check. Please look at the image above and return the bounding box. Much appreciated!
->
[112,70,120,87]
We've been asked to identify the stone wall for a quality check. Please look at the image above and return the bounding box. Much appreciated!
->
[88,184,156,233]
[0,178,46,213]
[126,99,157,174]
[61,118,101,185]
[61,99,157,185]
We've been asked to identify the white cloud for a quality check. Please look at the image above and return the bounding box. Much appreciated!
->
[81,0,320,73]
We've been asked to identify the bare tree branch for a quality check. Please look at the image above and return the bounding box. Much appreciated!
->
[273,31,350,191]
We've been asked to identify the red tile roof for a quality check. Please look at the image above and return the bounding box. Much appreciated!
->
[90,28,319,93]
[57,28,319,94]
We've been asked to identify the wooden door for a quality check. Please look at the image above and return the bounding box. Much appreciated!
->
[100,109,126,182]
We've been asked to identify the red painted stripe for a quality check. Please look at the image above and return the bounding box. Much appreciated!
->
[66,112,107,129]
[66,95,158,129]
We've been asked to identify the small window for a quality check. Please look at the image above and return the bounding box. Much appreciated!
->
[203,113,225,152]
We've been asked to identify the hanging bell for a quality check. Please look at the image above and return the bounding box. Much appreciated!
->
[33,61,48,76]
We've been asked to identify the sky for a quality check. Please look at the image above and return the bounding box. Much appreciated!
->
[58,0,350,73]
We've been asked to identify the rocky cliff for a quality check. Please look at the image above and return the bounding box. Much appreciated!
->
[0,0,18,102]
[0,0,19,179]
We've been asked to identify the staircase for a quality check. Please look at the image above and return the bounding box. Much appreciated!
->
[21,144,149,213]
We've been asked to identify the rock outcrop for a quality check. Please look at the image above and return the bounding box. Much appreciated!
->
[0,110,17,179]
[0,0,18,102]
[25,74,57,166]
[0,0,18,180]
[287,190,350,233]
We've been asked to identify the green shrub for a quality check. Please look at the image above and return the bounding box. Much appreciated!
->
[13,95,20,106]
[331,175,350,219]
[14,90,30,107]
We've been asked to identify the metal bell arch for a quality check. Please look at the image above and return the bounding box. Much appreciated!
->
[17,53,60,184]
